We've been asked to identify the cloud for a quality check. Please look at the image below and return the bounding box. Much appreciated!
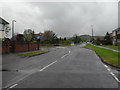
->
[1,2,118,38]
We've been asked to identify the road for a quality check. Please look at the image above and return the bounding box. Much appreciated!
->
[2,44,119,89]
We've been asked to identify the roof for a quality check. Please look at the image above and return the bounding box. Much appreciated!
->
[0,17,9,25]
[112,27,120,32]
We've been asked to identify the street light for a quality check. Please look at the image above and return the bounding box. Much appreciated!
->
[12,20,16,38]
[91,25,94,40]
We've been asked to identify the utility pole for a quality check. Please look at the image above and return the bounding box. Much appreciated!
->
[91,25,94,40]
[12,20,16,38]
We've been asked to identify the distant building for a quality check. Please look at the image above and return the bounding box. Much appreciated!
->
[0,17,10,39]
[111,27,120,46]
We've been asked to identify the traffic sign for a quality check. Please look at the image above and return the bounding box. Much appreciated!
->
[37,36,42,39]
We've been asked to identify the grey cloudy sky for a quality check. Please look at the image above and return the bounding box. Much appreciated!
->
[0,0,118,37]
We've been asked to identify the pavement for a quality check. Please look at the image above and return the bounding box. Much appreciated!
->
[1,44,120,89]
[95,45,120,53]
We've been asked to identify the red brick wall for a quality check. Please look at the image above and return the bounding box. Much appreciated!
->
[1,43,39,54]
[0,46,2,53]
[15,44,29,52]
[29,44,38,51]
[14,44,38,52]
[1,46,10,54]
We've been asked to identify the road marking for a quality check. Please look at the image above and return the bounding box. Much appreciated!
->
[61,50,71,59]
[9,84,18,88]
[69,51,71,53]
[110,72,114,76]
[56,47,65,49]
[104,64,108,68]
[40,60,57,71]
[113,75,120,83]
[107,68,111,72]
[104,64,120,83]
[61,54,68,58]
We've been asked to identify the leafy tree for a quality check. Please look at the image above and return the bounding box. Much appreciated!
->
[64,37,66,40]
[104,32,112,45]
[16,34,25,43]
[23,29,34,42]
[59,37,62,40]
[43,30,58,44]
[72,34,81,44]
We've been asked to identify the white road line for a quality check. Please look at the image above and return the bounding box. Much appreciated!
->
[107,68,111,72]
[40,60,57,71]
[104,64,108,68]
[109,71,120,83]
[61,54,68,58]
[113,76,120,83]
[61,50,71,59]
[110,72,114,76]
[69,51,71,53]
[104,64,120,83]
[56,47,65,49]
[9,84,18,88]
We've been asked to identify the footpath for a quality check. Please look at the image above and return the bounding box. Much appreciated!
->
[94,45,120,53]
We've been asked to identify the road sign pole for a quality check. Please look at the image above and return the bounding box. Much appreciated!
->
[37,39,40,50]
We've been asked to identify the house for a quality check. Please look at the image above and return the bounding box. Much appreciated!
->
[111,27,120,46]
[0,17,10,39]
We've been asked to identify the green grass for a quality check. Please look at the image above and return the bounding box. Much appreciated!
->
[60,44,75,47]
[41,44,75,47]
[84,44,120,68]
[18,50,49,57]
[100,45,120,51]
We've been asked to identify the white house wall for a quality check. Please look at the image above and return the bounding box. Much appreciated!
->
[0,31,5,38]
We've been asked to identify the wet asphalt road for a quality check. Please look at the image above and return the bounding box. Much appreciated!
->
[2,44,119,89]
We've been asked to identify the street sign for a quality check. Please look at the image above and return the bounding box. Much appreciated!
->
[37,36,42,39]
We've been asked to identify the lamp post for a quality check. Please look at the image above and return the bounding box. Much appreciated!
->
[12,20,16,38]
[91,25,94,40]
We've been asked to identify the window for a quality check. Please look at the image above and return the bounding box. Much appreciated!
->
[117,39,120,42]
[117,30,120,34]
[0,24,4,31]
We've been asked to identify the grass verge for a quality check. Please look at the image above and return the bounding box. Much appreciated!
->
[18,50,49,57]
[41,44,75,47]
[83,44,120,68]
[60,44,75,47]
[100,45,120,51]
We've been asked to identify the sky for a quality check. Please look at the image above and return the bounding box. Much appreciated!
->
[0,0,119,38]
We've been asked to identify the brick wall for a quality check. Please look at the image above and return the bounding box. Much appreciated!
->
[1,43,39,54]
[1,45,10,54]
[14,44,29,52]
[29,44,38,51]
[15,43,38,52]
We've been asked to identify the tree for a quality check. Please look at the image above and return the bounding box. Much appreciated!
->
[104,32,112,45]
[23,29,34,42]
[59,37,62,40]
[16,34,25,43]
[72,34,81,44]
[43,30,58,44]
[64,37,66,40]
